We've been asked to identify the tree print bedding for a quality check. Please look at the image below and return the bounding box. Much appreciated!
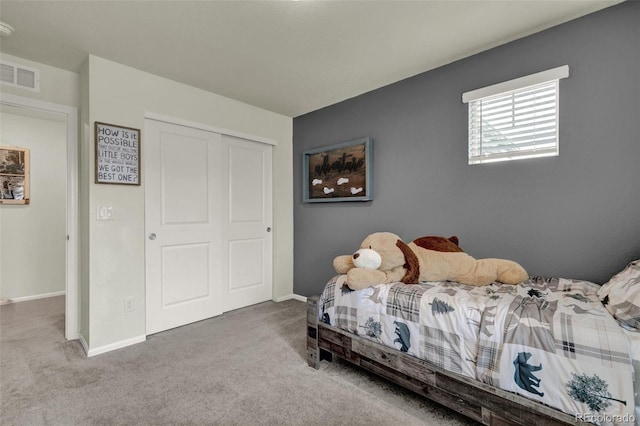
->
[318,275,636,424]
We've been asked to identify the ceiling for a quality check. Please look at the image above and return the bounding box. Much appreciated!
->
[0,0,623,117]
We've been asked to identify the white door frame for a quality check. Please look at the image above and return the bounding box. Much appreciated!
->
[0,93,79,340]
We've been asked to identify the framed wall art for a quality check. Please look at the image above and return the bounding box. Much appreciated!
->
[0,146,30,205]
[95,121,141,185]
[303,137,373,203]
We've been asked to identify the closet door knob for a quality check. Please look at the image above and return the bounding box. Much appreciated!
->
[266,227,271,232]
[148,233,157,240]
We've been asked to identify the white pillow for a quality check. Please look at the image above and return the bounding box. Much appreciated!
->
[598,259,640,331]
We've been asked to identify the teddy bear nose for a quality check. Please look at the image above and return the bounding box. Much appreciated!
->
[353,253,360,259]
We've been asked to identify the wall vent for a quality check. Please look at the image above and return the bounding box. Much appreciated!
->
[0,60,40,92]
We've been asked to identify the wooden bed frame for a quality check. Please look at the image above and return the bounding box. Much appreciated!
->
[307,295,579,426]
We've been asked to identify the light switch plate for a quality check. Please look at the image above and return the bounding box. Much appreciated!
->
[124,296,135,312]
[97,205,113,221]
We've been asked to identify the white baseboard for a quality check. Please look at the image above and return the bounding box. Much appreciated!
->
[0,290,66,305]
[273,294,307,303]
[85,335,146,357]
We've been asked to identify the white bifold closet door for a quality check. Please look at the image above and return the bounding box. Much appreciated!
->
[145,119,272,335]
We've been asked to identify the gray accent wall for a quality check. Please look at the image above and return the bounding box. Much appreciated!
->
[293,1,640,297]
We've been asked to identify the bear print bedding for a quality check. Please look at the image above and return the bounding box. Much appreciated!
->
[318,274,636,424]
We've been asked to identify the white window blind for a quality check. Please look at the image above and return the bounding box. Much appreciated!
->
[463,65,569,165]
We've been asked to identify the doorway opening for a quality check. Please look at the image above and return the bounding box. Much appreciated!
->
[0,93,78,340]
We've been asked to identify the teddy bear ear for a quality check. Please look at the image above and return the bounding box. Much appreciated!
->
[396,239,420,284]
[449,236,459,246]
[333,255,355,274]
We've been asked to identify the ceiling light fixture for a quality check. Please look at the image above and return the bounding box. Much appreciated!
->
[0,22,14,37]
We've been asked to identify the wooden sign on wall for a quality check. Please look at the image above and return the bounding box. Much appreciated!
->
[303,137,373,203]
[95,122,141,185]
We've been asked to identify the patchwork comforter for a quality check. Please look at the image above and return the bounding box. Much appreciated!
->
[319,275,636,425]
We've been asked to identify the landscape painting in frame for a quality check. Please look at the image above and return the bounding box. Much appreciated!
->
[303,137,373,203]
[0,146,30,205]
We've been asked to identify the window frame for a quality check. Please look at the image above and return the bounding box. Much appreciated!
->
[462,65,569,165]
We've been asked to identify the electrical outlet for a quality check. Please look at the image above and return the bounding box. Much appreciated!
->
[124,296,135,312]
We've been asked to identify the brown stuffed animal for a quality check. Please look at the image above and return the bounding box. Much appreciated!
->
[334,232,528,290]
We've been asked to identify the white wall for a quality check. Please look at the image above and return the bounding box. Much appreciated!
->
[0,109,67,300]
[82,55,294,352]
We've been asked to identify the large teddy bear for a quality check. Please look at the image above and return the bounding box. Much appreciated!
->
[334,232,528,290]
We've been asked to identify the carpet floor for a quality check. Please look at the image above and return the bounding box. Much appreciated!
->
[0,296,478,425]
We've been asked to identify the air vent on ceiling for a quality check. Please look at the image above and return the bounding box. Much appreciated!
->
[0,60,39,91]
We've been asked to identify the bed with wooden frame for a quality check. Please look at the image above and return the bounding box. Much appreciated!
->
[306,270,640,426]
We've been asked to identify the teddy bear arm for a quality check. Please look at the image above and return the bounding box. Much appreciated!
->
[346,268,387,290]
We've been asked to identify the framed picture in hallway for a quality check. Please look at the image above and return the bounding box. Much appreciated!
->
[303,137,373,203]
[0,146,30,205]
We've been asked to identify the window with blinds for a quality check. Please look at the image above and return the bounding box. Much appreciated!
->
[463,66,569,165]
